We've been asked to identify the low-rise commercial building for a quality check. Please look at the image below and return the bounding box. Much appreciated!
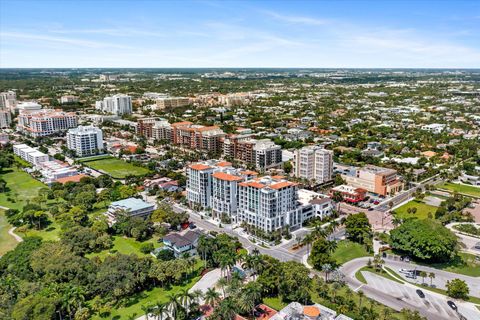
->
[341,165,404,196]
[329,185,367,203]
[105,197,155,225]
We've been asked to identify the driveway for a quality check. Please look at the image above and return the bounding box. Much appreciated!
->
[189,268,222,302]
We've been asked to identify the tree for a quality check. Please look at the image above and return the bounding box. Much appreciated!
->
[446,279,470,300]
[279,261,311,303]
[344,212,372,244]
[204,288,220,307]
[372,254,385,272]
[419,271,427,284]
[309,237,336,270]
[140,242,154,254]
[428,272,435,287]
[390,219,458,262]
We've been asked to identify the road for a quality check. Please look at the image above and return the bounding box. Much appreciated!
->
[341,257,480,320]
[446,222,480,255]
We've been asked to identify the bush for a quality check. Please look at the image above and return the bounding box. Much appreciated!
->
[139,242,154,254]
[446,279,470,300]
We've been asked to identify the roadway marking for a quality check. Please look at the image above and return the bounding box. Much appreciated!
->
[353,284,364,292]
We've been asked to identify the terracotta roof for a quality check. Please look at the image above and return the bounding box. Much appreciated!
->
[189,164,211,171]
[171,121,192,127]
[240,170,258,175]
[239,181,265,189]
[270,181,297,189]
[217,161,232,167]
[303,306,321,317]
[271,175,285,180]
[56,174,86,184]
[212,172,243,182]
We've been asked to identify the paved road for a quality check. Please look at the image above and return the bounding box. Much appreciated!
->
[446,222,480,255]
[383,257,480,298]
[341,257,480,320]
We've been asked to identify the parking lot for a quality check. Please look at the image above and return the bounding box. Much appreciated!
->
[363,272,480,320]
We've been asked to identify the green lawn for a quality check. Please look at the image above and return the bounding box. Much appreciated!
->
[91,275,201,320]
[0,210,18,256]
[15,219,62,241]
[81,157,150,179]
[355,266,404,284]
[438,182,480,198]
[86,236,162,260]
[0,167,46,210]
[426,253,480,277]
[332,240,370,265]
[262,296,287,311]
[393,200,437,220]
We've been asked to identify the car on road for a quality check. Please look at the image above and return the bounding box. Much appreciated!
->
[447,300,457,311]
[189,222,197,229]
[416,289,425,298]
[398,268,410,273]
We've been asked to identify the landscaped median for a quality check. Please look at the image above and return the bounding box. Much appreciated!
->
[355,266,404,284]
[438,182,480,198]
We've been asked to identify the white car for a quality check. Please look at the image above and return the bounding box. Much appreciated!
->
[398,268,410,274]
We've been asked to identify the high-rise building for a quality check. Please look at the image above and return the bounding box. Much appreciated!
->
[0,91,16,110]
[293,146,334,183]
[95,94,132,115]
[0,110,12,128]
[66,125,104,157]
[17,109,78,137]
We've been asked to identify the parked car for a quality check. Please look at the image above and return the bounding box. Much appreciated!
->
[416,289,425,298]
[189,222,197,229]
[447,300,457,311]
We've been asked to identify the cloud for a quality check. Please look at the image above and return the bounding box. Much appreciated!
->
[264,10,329,26]
[1,31,130,49]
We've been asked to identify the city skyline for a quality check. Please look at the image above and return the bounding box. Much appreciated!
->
[1,0,479,68]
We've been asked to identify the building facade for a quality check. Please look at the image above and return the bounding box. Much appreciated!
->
[66,125,104,157]
[341,165,404,196]
[0,91,16,110]
[13,144,49,165]
[95,94,132,115]
[0,110,12,128]
[17,109,78,137]
[293,146,334,184]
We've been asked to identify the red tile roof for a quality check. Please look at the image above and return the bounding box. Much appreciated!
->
[212,172,243,182]
[189,164,211,171]
[56,174,86,184]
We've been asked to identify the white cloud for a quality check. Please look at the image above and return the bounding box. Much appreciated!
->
[264,10,329,26]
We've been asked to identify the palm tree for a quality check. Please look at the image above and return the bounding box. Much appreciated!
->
[204,288,221,307]
[217,277,228,298]
[382,308,392,320]
[321,264,333,282]
[178,288,194,311]
[326,240,337,253]
[166,293,181,319]
[358,290,365,309]
[428,272,435,287]
[419,271,427,284]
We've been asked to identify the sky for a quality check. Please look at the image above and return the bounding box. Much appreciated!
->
[0,0,479,68]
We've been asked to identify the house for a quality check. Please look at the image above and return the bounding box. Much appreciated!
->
[162,230,202,257]
[105,197,155,225]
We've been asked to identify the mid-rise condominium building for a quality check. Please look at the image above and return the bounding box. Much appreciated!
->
[60,95,79,104]
[13,144,49,165]
[17,109,78,137]
[186,161,332,233]
[15,101,42,113]
[95,94,132,115]
[154,97,190,109]
[223,135,282,170]
[0,91,16,110]
[341,165,404,196]
[66,125,104,157]
[0,110,12,128]
[293,146,334,184]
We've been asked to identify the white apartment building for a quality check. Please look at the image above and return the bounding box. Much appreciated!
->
[95,94,132,115]
[17,109,78,137]
[60,95,79,104]
[0,91,16,110]
[15,101,42,113]
[13,144,49,165]
[0,110,12,128]
[187,160,328,232]
[421,123,446,134]
[253,139,282,170]
[66,125,104,157]
[293,146,334,183]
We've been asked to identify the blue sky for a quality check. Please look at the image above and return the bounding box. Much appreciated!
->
[1,0,479,68]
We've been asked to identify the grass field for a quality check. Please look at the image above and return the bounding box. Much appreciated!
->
[426,252,480,277]
[393,199,437,220]
[86,236,162,260]
[438,182,480,198]
[332,240,370,265]
[81,157,150,179]
[262,296,287,311]
[0,210,18,256]
[15,219,62,241]
[0,167,46,210]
